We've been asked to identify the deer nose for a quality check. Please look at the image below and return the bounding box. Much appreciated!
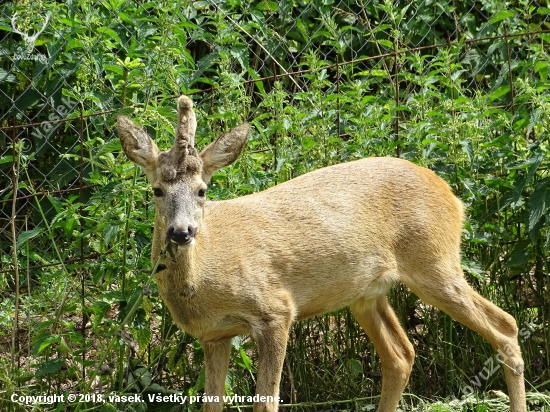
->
[167,225,197,245]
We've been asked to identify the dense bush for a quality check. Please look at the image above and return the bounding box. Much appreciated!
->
[0,0,549,411]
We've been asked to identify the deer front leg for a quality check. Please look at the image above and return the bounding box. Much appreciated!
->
[253,313,293,412]
[202,338,232,412]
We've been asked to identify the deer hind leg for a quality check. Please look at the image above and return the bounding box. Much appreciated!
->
[350,296,415,412]
[402,264,526,412]
[202,338,232,412]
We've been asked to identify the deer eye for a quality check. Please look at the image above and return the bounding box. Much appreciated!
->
[198,189,206,198]
[153,188,164,197]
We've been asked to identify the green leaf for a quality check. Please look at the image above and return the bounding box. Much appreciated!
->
[460,140,474,164]
[301,136,318,149]
[247,68,266,97]
[535,61,548,81]
[232,336,243,350]
[311,30,332,40]
[103,224,121,247]
[0,155,14,165]
[527,108,542,137]
[90,301,112,327]
[33,335,61,355]
[190,54,218,84]
[48,196,64,214]
[97,27,122,45]
[296,18,308,40]
[238,347,253,370]
[97,138,122,156]
[64,217,78,238]
[254,0,278,11]
[193,366,206,392]
[17,227,43,248]
[134,367,152,387]
[0,69,17,83]
[118,289,143,325]
[104,64,124,75]
[396,4,411,26]
[375,39,394,49]
[489,10,516,24]
[462,258,485,281]
[14,89,42,111]
[501,152,545,210]
[15,371,35,383]
[528,182,550,232]
[346,359,363,376]
[67,331,85,346]
[35,359,64,377]
[487,86,510,101]
[505,240,532,267]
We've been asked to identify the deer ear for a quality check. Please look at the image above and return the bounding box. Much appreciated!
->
[199,123,250,183]
[117,116,160,170]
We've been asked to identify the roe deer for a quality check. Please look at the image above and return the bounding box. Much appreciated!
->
[117,95,526,412]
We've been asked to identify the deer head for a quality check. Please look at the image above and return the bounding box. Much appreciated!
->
[117,96,250,250]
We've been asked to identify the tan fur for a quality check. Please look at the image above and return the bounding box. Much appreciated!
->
[117,96,526,412]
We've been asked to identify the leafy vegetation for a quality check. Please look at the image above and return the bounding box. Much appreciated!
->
[0,0,549,411]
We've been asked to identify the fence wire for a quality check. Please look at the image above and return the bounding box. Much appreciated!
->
[1,1,549,274]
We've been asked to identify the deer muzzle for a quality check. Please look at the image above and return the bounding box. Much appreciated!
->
[167,225,197,246]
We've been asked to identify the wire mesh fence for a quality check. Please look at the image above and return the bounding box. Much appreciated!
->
[1,0,549,407]
[2,0,550,264]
